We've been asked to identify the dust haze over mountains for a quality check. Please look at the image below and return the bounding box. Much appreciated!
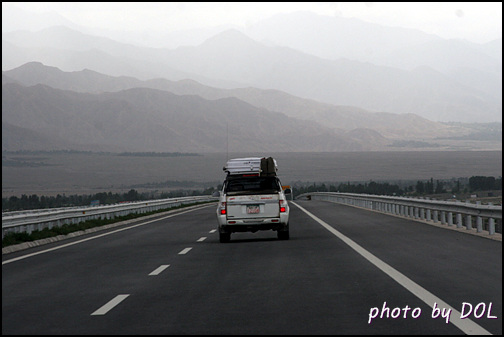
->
[2,3,502,153]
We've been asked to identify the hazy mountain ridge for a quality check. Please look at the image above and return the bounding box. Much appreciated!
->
[246,12,501,73]
[2,18,501,123]
[3,81,375,152]
[244,11,443,63]
[3,63,500,153]
[1,8,501,153]
[2,121,119,152]
[151,29,502,122]
[2,61,144,93]
[3,62,479,142]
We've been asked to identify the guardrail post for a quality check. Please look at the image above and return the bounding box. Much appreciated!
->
[476,216,483,233]
[489,218,495,235]
[447,212,453,226]
[465,214,472,230]
[2,196,217,239]
[297,192,501,236]
[456,213,463,228]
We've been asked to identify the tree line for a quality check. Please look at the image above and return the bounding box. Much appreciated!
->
[292,176,501,198]
[2,176,501,212]
[2,187,218,212]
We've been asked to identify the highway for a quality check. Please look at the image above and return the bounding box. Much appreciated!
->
[2,200,502,335]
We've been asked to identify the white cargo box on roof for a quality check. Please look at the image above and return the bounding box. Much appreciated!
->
[224,157,261,175]
[223,157,277,176]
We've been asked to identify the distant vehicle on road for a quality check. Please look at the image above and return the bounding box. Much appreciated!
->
[216,157,290,242]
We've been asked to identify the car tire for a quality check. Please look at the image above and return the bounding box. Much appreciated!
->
[277,225,289,240]
[219,231,231,243]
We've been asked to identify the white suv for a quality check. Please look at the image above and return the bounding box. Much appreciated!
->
[216,173,290,242]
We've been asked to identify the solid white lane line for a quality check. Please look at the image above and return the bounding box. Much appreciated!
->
[197,237,207,242]
[292,202,491,335]
[3,204,214,265]
[148,264,170,276]
[91,294,130,316]
[178,247,192,255]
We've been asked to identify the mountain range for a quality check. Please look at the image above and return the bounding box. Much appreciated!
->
[0,62,389,152]
[1,8,502,153]
[3,11,502,123]
[2,62,501,153]
[1,81,358,153]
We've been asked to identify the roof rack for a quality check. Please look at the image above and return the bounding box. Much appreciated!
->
[223,157,277,176]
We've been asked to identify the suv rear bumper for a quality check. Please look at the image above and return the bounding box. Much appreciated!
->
[220,222,288,233]
[217,215,289,233]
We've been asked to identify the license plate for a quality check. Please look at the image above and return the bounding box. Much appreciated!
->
[246,205,260,214]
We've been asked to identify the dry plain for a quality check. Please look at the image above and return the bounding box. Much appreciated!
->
[2,151,502,198]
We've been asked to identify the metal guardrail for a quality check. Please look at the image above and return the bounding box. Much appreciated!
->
[298,192,502,235]
[2,196,218,239]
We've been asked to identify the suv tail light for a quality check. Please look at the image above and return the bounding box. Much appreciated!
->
[279,199,287,213]
[219,202,227,215]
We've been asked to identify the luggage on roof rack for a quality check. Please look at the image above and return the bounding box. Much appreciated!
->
[260,157,277,176]
[223,157,277,176]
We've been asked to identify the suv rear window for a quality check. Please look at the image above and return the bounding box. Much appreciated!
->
[225,176,281,195]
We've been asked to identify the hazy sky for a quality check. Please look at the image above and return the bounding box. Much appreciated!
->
[4,2,503,43]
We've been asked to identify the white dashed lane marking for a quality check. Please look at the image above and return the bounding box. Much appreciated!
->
[148,265,170,276]
[197,237,207,242]
[91,294,130,316]
[178,247,192,255]
[2,204,214,265]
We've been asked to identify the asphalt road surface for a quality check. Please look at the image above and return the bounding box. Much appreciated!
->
[2,200,502,334]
